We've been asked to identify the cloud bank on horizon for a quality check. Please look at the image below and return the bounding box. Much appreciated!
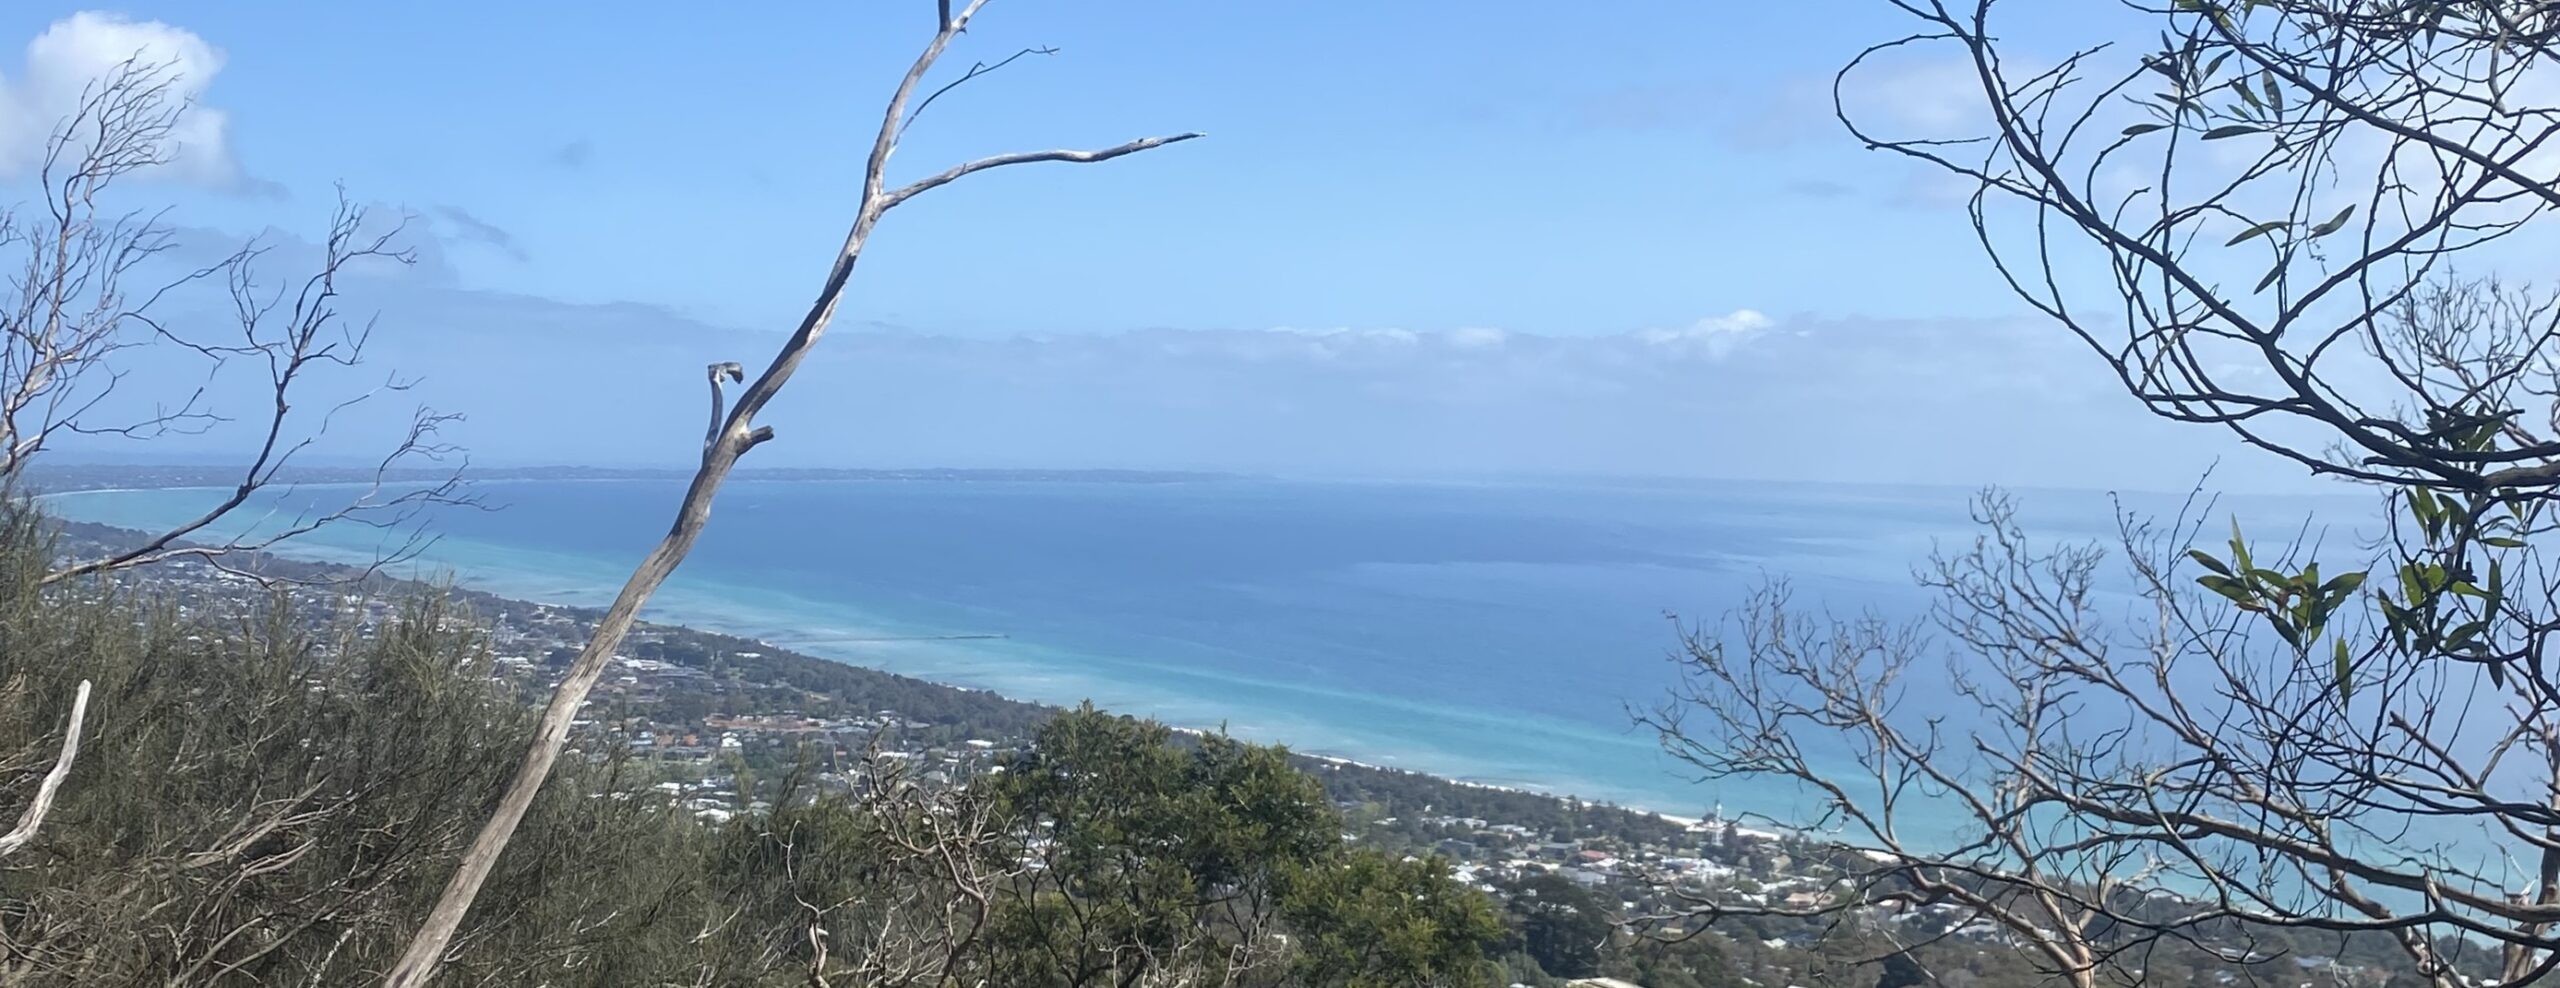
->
[73,222,2282,494]
[2,8,2310,495]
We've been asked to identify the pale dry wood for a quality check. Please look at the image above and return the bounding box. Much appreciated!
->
[0,679,89,857]
[380,2,1196,984]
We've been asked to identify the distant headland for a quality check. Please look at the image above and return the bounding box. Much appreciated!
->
[26,463,1246,494]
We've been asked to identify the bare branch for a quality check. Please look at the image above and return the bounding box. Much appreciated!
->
[9,124,469,585]
[381,3,1197,984]
[704,360,742,453]
[898,45,1059,141]
[0,679,89,858]
[879,132,1207,212]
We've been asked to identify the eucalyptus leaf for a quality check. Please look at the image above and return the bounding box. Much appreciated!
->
[2225,220,2287,246]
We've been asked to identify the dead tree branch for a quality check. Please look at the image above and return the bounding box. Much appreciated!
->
[0,680,87,858]
[380,2,1197,984]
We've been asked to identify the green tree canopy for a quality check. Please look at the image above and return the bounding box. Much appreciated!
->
[984,704,1502,987]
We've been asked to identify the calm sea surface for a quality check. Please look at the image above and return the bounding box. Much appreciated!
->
[43,475,2371,828]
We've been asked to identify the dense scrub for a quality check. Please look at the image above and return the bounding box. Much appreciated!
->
[0,507,1512,986]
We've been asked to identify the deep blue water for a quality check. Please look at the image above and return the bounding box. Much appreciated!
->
[42,475,2372,827]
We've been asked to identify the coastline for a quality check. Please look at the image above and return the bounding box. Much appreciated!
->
[37,486,1768,839]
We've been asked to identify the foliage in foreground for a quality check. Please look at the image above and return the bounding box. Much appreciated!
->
[0,507,1507,986]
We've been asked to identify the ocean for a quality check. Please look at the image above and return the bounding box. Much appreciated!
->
[40,473,2371,831]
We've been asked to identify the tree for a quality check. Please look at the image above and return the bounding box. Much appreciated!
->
[385,4,1200,983]
[1278,850,1506,988]
[696,751,1015,987]
[1606,932,1743,988]
[1646,3,2560,987]
[1874,949,1927,988]
[977,706,1502,988]
[7,59,466,584]
[984,706,1331,987]
[1505,872,1610,980]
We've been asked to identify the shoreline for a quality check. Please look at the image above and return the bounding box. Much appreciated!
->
[38,481,1799,835]
[1170,726,1794,841]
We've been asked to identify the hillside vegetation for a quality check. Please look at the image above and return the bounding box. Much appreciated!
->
[0,506,1515,986]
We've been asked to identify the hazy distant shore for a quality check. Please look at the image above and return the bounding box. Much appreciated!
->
[27,463,1246,496]
[34,475,1747,838]
[36,468,1912,837]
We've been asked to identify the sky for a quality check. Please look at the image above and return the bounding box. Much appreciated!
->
[0,2,2323,492]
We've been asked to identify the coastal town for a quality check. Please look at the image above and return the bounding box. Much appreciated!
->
[46,514,2436,988]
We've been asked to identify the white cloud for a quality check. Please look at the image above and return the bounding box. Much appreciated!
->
[91,224,2283,492]
[1633,309,1775,358]
[1837,55,1990,142]
[0,12,244,187]
[1873,61,1983,134]
[1826,52,2043,211]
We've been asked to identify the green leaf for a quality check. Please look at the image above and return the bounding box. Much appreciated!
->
[2123,123,2168,137]
[2308,205,2356,237]
[2322,571,2367,596]
[2333,638,2353,700]
[2411,487,2446,541]
[2187,549,2234,576]
[2264,73,2283,112]
[2254,261,2285,294]
[2202,124,2263,139]
[2482,536,2526,549]
[2224,219,2288,246]
[2199,574,2252,603]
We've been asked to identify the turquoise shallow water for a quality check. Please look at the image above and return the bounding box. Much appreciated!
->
[42,474,2366,831]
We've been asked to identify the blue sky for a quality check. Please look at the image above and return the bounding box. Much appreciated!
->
[0,2,2304,491]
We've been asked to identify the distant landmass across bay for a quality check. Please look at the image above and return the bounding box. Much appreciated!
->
[38,468,2376,828]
